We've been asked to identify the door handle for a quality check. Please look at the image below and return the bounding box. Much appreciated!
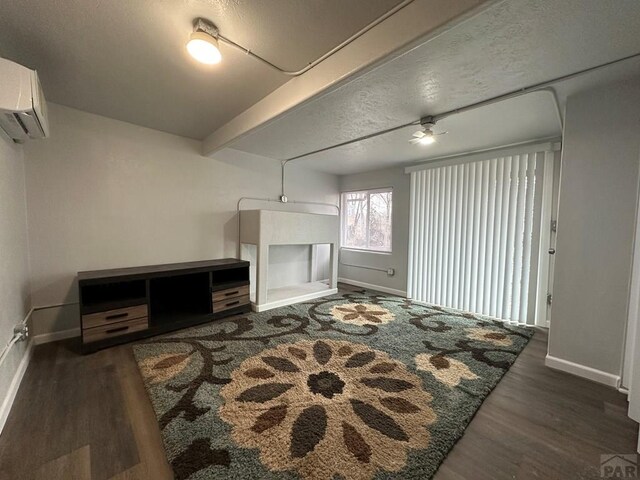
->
[548,248,556,255]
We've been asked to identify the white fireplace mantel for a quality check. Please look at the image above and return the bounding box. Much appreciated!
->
[239,209,339,311]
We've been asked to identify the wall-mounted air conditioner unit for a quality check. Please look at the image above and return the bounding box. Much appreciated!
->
[0,57,49,141]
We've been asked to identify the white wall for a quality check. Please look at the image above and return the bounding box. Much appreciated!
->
[23,103,338,337]
[0,131,31,419]
[548,79,640,379]
[266,244,332,289]
[266,244,331,288]
[269,245,312,288]
[338,167,409,295]
[629,149,640,427]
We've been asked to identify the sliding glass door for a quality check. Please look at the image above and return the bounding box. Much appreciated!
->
[406,144,558,326]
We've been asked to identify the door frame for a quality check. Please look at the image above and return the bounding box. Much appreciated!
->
[623,149,640,444]
[534,150,561,327]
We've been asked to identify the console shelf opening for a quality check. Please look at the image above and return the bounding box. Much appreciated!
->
[149,272,211,325]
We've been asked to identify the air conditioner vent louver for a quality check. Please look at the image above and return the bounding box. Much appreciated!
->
[1,112,29,140]
[13,113,28,133]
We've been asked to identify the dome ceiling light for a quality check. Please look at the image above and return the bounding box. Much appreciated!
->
[187,18,222,65]
[184,1,417,74]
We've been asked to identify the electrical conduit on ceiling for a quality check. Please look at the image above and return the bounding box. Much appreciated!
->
[217,0,418,77]
[230,2,421,255]
[2,2,424,350]
[276,52,640,278]
[273,51,640,272]
[278,50,640,169]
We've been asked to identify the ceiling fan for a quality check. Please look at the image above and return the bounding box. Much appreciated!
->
[409,116,448,145]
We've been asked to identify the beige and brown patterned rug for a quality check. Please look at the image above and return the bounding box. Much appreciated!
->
[133,290,532,479]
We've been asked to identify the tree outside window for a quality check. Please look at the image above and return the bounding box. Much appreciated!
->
[341,188,392,252]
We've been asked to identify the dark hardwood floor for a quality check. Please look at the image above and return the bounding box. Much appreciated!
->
[0,296,637,479]
[436,330,638,480]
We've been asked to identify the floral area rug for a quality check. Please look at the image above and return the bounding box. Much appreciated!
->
[133,289,533,480]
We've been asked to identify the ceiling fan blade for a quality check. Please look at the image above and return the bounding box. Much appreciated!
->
[412,131,425,138]
[409,137,422,144]
[434,131,449,136]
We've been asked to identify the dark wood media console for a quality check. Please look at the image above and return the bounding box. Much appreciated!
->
[78,258,251,353]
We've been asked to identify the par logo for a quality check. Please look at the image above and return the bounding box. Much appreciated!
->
[600,454,638,478]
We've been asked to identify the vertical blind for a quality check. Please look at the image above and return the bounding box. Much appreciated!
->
[407,152,544,325]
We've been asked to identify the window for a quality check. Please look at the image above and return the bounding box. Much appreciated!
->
[341,188,392,252]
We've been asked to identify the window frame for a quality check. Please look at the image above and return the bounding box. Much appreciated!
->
[340,187,393,253]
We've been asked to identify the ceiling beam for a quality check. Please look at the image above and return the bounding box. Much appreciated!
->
[202,0,497,157]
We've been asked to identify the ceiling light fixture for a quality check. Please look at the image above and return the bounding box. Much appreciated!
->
[185,1,416,74]
[187,18,222,65]
[409,117,447,146]
[417,130,436,145]
[280,51,640,163]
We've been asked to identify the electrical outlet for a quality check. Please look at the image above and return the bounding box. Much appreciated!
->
[13,324,28,342]
[387,268,395,276]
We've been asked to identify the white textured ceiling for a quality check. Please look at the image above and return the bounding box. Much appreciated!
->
[229,0,640,173]
[0,0,402,139]
[291,90,562,175]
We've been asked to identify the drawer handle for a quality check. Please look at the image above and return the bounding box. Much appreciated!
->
[105,312,129,320]
[224,290,239,297]
[105,326,129,334]
[226,300,240,307]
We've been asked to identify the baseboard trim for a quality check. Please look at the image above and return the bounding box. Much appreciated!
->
[0,340,33,436]
[33,327,80,345]
[338,278,407,297]
[252,288,339,312]
[545,354,621,388]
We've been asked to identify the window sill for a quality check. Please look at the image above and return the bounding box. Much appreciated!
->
[340,247,393,255]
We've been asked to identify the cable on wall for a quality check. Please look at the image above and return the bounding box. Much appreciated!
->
[339,258,391,274]
[278,50,640,196]
[236,197,339,257]
[280,161,287,202]
[278,120,422,199]
[0,301,77,367]
[216,0,417,77]
[274,52,640,268]
[0,335,21,368]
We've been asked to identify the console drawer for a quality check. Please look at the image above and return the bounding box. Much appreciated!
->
[212,285,249,303]
[213,295,250,313]
[82,304,148,329]
[83,317,148,344]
